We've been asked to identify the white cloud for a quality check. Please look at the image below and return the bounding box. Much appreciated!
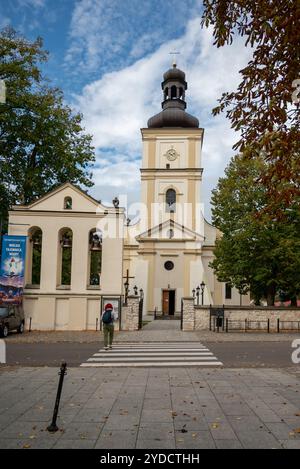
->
[74,17,252,219]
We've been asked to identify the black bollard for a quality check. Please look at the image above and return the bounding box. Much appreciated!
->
[96,317,98,331]
[47,362,67,433]
[29,317,32,332]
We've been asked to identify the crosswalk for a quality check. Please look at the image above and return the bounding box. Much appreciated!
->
[80,342,223,367]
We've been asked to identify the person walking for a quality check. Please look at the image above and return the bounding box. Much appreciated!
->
[101,303,118,350]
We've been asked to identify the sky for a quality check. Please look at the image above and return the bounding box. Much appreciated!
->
[0,0,252,220]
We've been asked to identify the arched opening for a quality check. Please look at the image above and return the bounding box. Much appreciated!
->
[179,87,184,98]
[88,229,102,286]
[28,227,42,286]
[164,87,169,100]
[64,197,72,210]
[166,188,176,213]
[171,85,177,99]
[58,228,73,286]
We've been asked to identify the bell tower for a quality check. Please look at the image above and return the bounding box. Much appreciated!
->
[140,63,204,233]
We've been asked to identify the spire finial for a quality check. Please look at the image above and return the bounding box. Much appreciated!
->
[169,51,180,68]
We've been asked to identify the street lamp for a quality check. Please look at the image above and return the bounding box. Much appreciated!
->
[196,286,200,305]
[140,288,144,299]
[133,285,138,296]
[200,281,205,305]
[192,288,196,301]
[124,280,129,305]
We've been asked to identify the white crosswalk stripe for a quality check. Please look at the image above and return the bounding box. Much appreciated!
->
[80,342,223,367]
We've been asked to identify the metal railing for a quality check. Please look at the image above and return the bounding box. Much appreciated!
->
[277,319,300,333]
[224,318,270,333]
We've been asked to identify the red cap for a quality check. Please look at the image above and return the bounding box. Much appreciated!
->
[105,303,113,310]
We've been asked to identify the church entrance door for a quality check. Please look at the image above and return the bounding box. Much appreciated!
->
[162,290,175,316]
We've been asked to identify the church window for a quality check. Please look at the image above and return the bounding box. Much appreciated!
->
[164,87,169,100]
[29,227,42,285]
[89,229,102,286]
[225,283,232,299]
[59,228,73,286]
[166,188,176,213]
[164,261,174,271]
[64,197,72,210]
[171,85,177,99]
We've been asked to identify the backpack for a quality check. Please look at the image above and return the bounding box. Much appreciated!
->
[102,309,113,324]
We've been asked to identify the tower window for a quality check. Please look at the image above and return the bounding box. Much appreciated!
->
[64,197,72,210]
[164,87,169,100]
[171,85,177,99]
[166,189,176,213]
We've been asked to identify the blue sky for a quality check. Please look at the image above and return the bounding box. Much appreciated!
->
[0,0,251,219]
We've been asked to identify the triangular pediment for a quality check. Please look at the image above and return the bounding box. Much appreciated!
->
[136,219,204,242]
[12,183,112,213]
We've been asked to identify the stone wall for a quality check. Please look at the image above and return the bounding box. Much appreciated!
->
[182,303,300,331]
[121,296,140,331]
[181,298,195,331]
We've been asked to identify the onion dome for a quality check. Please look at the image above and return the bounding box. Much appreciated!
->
[147,63,199,128]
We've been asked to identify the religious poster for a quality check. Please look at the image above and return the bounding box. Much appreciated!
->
[0,235,27,305]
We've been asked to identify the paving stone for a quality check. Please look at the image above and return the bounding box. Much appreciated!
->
[53,438,96,449]
[103,414,140,431]
[265,421,298,440]
[138,423,174,441]
[136,439,176,449]
[175,430,216,449]
[208,420,238,440]
[59,422,103,440]
[279,439,300,449]
[95,430,137,449]
[140,409,174,423]
[142,398,172,410]
[215,439,243,449]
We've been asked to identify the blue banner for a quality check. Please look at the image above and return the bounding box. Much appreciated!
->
[0,235,27,305]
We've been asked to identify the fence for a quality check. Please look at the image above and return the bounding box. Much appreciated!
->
[277,319,300,333]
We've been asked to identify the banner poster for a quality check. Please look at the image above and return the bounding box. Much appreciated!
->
[0,235,27,305]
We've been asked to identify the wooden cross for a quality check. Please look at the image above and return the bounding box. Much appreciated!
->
[122,269,135,304]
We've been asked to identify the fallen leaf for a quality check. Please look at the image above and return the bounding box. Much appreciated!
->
[212,423,219,429]
[29,435,36,440]
[23,444,31,449]
[293,428,300,433]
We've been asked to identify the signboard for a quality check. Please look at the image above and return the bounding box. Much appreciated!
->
[0,235,27,305]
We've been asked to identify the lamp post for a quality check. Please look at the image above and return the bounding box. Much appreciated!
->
[192,288,195,302]
[196,286,200,306]
[133,285,138,296]
[124,280,129,305]
[200,281,205,305]
[139,288,144,299]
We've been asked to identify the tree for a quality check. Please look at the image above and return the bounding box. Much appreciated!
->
[201,1,300,209]
[210,155,300,306]
[0,27,95,228]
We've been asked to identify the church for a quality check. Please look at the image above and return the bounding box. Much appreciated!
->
[7,64,248,330]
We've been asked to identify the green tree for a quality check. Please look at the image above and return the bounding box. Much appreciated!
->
[201,1,300,209]
[0,27,95,228]
[210,155,300,306]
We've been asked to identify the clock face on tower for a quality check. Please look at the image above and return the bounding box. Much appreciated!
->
[164,147,179,161]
